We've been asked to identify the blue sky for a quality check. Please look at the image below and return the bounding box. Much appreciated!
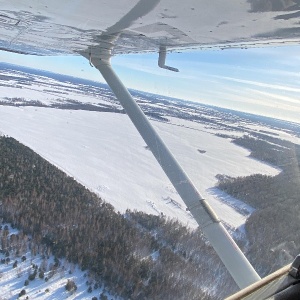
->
[1,46,300,123]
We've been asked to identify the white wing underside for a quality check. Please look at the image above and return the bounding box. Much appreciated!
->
[0,0,300,57]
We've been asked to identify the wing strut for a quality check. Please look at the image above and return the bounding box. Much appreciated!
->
[88,49,261,289]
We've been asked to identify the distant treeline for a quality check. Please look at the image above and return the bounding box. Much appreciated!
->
[0,136,236,299]
[0,97,124,114]
[217,134,300,275]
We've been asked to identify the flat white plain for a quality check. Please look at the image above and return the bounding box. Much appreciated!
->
[0,105,279,229]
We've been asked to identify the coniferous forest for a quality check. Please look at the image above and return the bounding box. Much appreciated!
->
[217,134,300,275]
[0,136,236,299]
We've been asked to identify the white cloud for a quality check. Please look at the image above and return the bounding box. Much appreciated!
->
[248,89,300,108]
[212,75,300,93]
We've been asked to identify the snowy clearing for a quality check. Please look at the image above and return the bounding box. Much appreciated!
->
[0,106,280,229]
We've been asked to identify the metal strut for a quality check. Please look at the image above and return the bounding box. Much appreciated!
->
[89,50,261,289]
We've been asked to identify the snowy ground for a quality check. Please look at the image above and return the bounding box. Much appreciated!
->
[2,65,298,230]
[0,105,280,229]
[0,225,116,300]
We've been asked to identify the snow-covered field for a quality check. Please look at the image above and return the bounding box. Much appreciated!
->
[0,105,279,229]
[2,64,299,232]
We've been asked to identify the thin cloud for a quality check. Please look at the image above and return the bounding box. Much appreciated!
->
[248,89,300,107]
[113,58,196,80]
[212,76,300,93]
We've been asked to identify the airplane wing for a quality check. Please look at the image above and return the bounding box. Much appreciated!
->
[0,0,300,57]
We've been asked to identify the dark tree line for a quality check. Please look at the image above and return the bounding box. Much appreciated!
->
[217,135,300,276]
[0,136,237,299]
